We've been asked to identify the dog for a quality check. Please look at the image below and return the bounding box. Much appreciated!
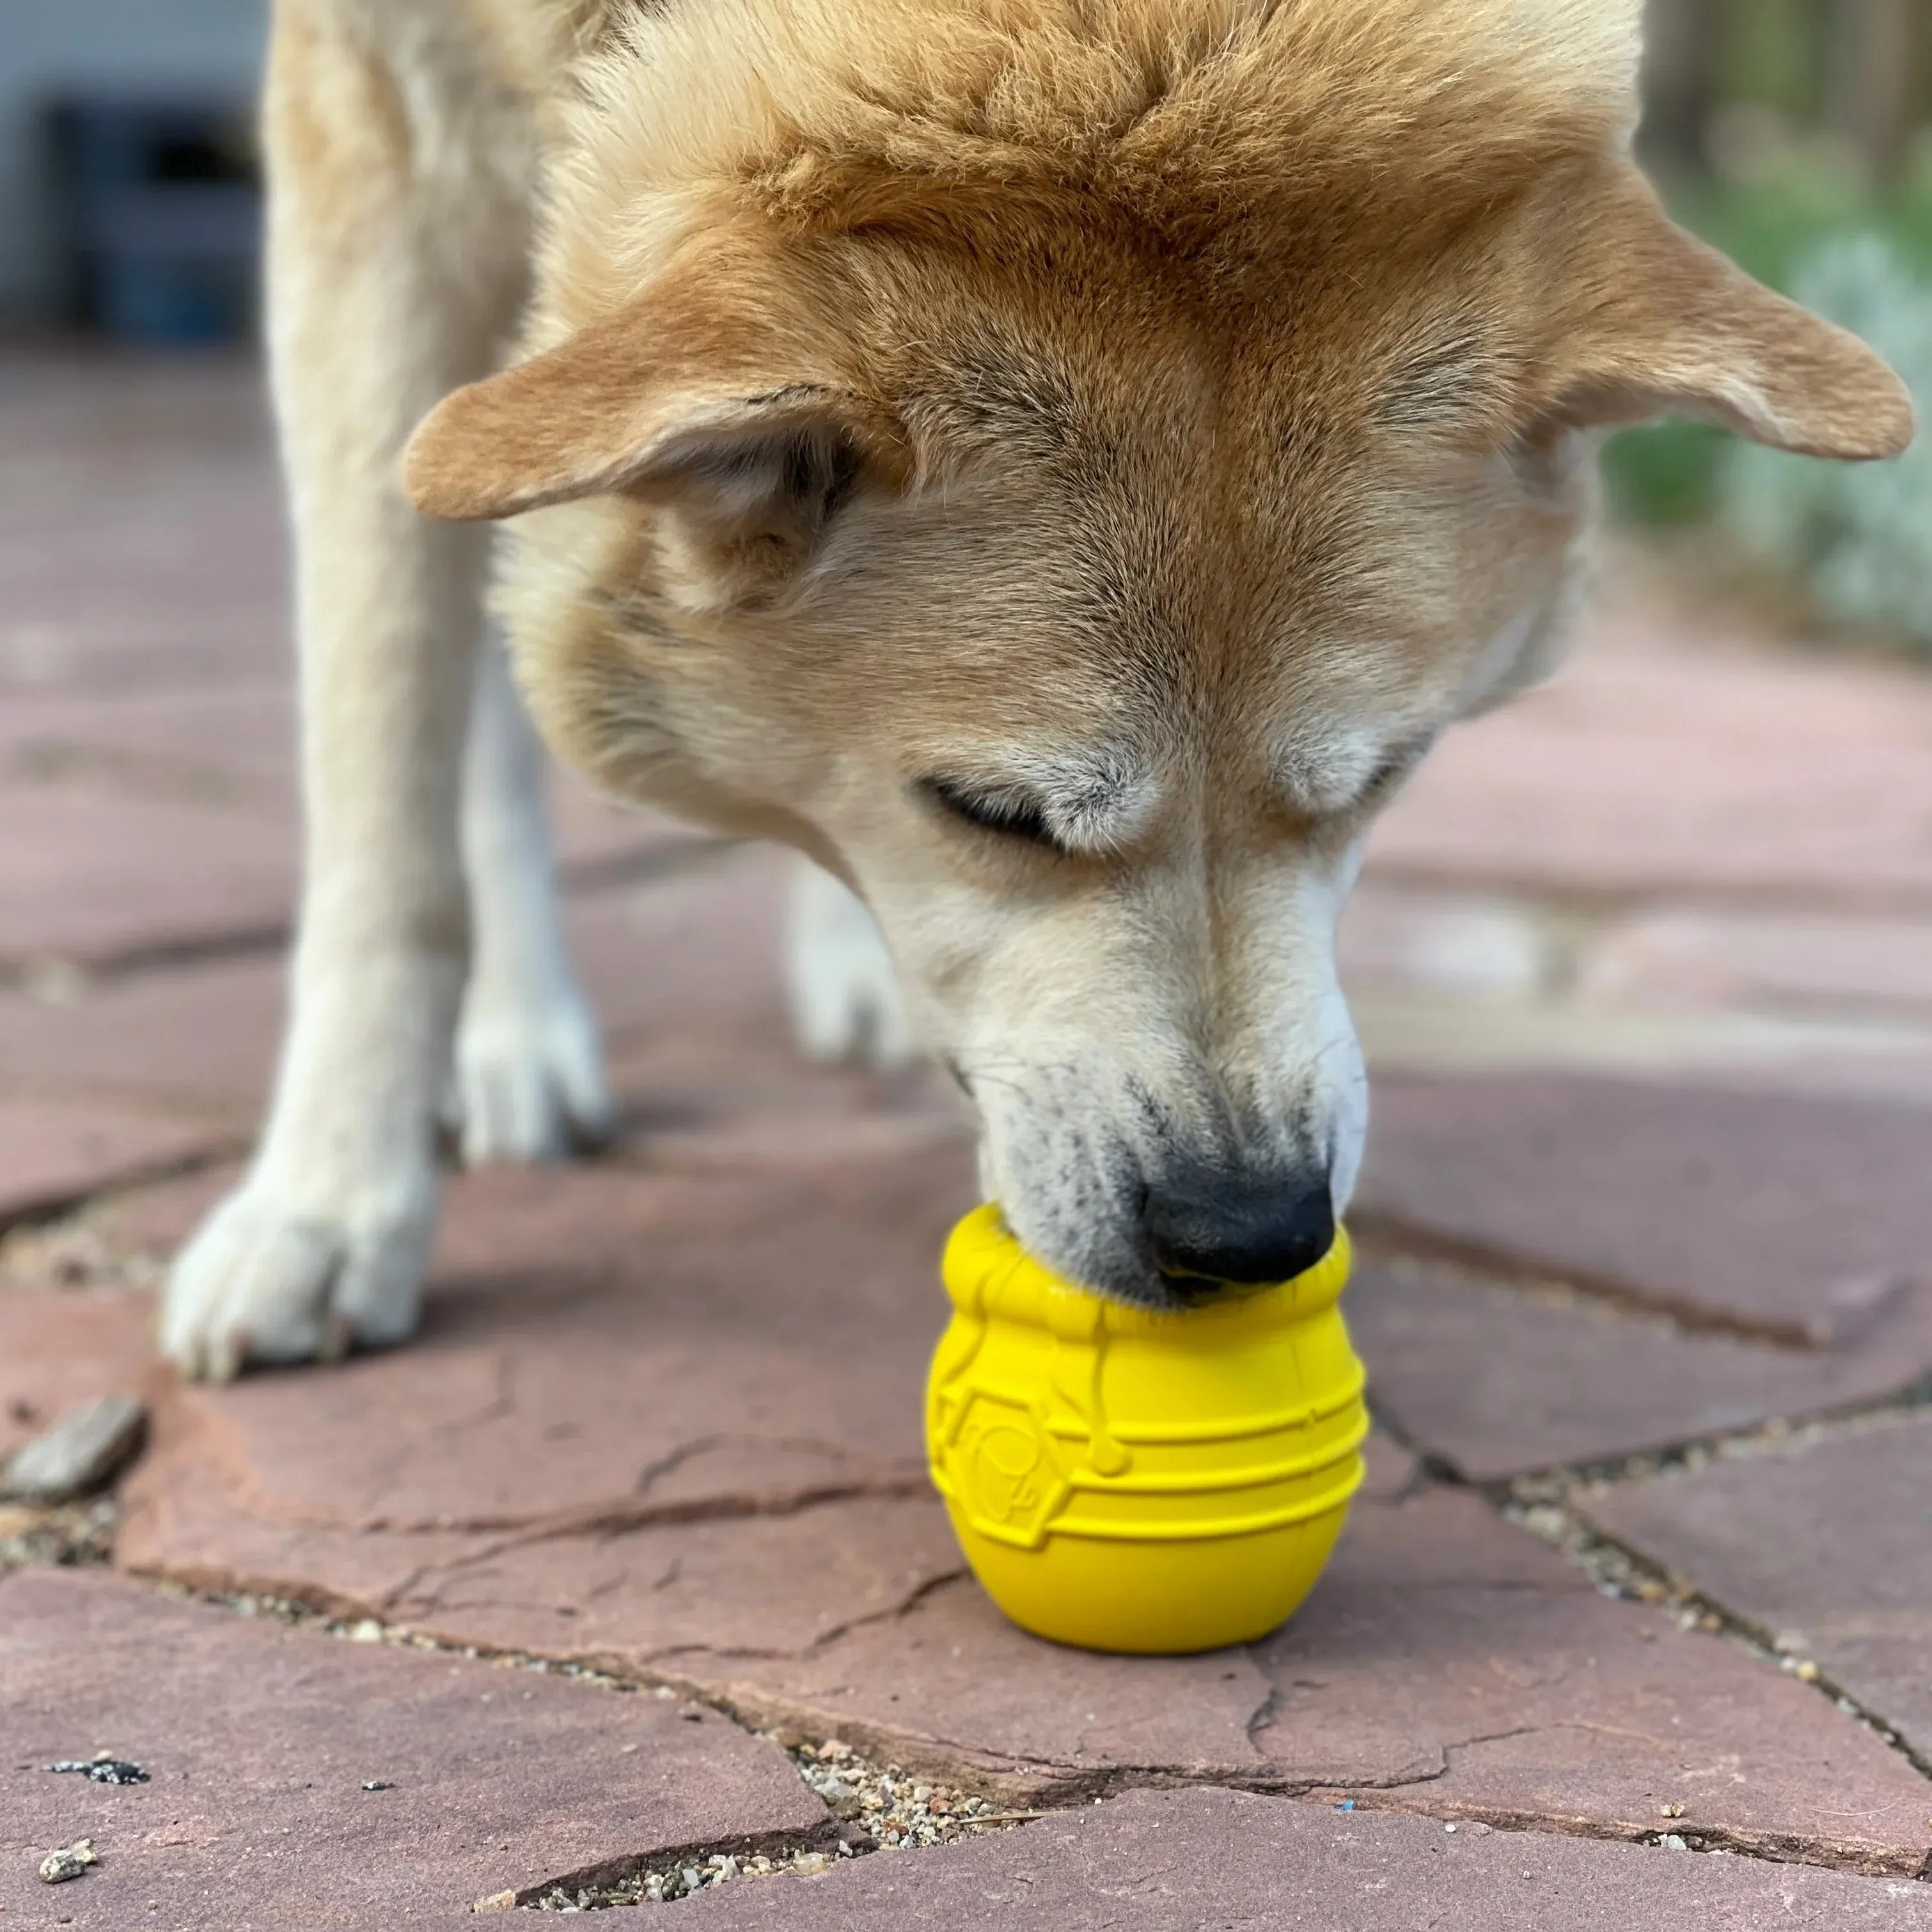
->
[161,0,1911,1378]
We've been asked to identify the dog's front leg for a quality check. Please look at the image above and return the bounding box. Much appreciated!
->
[785,857,918,1071]
[163,2,531,1378]
[448,626,616,1163]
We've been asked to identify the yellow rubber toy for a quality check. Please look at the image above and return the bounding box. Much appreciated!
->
[925,1205,1368,1655]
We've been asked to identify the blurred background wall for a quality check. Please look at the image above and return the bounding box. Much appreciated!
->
[0,0,265,334]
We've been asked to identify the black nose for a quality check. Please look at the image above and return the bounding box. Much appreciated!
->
[1143,1172,1336,1296]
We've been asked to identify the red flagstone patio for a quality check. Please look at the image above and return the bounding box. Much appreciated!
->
[4,349,1930,1925]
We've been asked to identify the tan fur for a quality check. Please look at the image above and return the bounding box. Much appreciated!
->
[163,0,1912,1370]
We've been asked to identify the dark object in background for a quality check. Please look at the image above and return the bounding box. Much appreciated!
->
[45,97,261,346]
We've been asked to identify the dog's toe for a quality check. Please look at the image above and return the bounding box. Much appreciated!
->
[161,1179,434,1379]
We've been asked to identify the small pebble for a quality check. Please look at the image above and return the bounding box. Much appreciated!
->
[39,1839,98,1885]
[361,1780,396,1792]
[4,1395,146,1504]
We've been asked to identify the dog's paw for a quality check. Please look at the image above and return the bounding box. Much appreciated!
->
[785,860,918,1071]
[449,971,618,1165]
[161,1171,437,1381]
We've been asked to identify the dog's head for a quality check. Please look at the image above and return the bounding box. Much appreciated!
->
[408,0,1910,1304]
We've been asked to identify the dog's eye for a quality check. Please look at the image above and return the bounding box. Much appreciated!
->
[919,776,1061,850]
[1355,736,1434,810]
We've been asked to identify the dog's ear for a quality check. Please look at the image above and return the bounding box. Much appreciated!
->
[405,284,901,605]
[1541,192,1913,460]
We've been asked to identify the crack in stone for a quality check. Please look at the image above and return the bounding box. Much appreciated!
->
[423,1355,519,1445]
[607,1569,975,1673]
[801,1567,973,1656]
[130,1573,1932,1886]
[0,836,725,996]
[510,1819,857,1908]
[1488,1383,1932,1502]
[633,1436,734,1500]
[1243,1682,1285,1757]
[268,1463,936,1542]
[1496,1453,1932,1787]
[1352,1216,1872,1353]
[0,1137,246,1239]
[1305,1782,1932,1880]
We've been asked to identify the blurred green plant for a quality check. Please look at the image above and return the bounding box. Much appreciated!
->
[1722,229,1932,649]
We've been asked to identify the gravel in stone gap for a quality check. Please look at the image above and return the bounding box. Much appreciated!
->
[0,1214,162,1294]
[1498,1408,1930,1790]
[528,1738,1034,1911]
[0,1495,116,1574]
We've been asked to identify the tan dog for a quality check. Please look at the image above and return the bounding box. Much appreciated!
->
[162,0,1911,1376]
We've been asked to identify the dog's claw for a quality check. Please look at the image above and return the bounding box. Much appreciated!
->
[161,1175,434,1381]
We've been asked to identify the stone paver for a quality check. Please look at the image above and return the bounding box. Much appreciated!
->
[0,965,285,1120]
[111,1227,1932,1886]
[0,683,671,881]
[1588,1420,1932,1769]
[1350,1262,1932,1479]
[0,785,299,971]
[1,734,687,975]
[0,847,959,1167]
[0,352,284,700]
[0,685,295,803]
[113,1152,967,1618]
[1358,1074,1932,1346]
[730,1446,1932,1872]
[0,1290,155,1465]
[679,1786,1932,1931]
[1369,604,1932,913]
[1,1566,829,1927]
[0,1099,229,1227]
[1575,906,1932,1017]
[134,1156,959,1535]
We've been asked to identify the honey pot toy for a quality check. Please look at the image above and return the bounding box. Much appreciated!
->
[925,1204,1368,1654]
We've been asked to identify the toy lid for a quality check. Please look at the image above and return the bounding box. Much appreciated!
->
[942,1203,1352,1342]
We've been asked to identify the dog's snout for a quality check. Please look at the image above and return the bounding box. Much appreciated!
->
[1143,1170,1335,1296]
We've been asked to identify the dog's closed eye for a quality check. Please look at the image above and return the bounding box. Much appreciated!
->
[918,774,1062,851]
[1289,732,1435,822]
[1357,746,1421,804]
